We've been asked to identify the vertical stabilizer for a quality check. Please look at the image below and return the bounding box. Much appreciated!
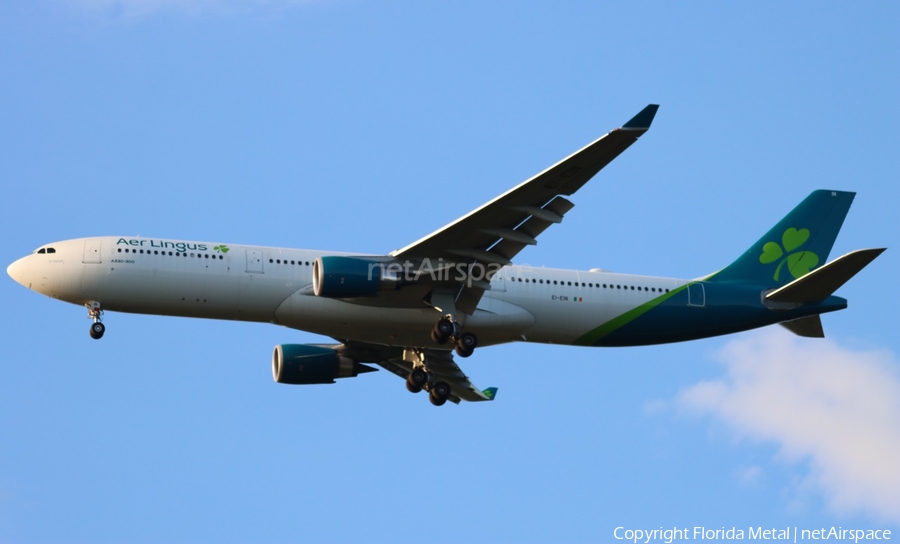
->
[709,190,855,287]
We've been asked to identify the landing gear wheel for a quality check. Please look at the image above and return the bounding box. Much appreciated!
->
[408,368,428,389]
[432,318,455,344]
[89,322,105,340]
[429,381,451,406]
[454,332,477,358]
[405,380,422,394]
[454,344,473,358]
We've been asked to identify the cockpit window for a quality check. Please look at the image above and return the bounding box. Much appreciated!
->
[37,248,46,254]
[47,248,56,254]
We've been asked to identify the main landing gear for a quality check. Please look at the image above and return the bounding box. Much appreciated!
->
[430,315,478,358]
[406,369,452,406]
[86,301,105,340]
[403,350,453,406]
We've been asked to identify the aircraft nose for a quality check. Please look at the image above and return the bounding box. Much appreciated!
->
[7,257,28,287]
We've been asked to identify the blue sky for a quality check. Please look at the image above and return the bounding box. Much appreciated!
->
[2,1,899,542]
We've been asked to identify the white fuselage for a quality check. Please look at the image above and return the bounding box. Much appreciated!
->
[7,236,690,348]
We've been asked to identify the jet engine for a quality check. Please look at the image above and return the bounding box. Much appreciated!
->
[312,256,401,297]
[272,344,376,385]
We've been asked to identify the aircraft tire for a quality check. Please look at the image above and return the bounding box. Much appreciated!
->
[435,318,454,340]
[408,368,428,389]
[405,380,422,394]
[430,329,446,344]
[454,344,474,358]
[431,381,451,404]
[459,332,477,349]
[89,322,105,340]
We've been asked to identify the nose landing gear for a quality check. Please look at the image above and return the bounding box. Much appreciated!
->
[90,322,106,340]
[86,301,105,340]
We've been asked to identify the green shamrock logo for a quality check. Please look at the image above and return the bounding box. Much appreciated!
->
[213,245,230,254]
[759,227,819,281]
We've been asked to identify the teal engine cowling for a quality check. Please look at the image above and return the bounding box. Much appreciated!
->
[312,256,400,298]
[272,344,376,385]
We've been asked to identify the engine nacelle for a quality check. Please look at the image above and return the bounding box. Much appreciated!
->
[312,256,400,298]
[272,344,364,385]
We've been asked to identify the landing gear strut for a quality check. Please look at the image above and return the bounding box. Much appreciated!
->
[86,301,105,340]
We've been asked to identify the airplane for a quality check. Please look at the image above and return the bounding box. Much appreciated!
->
[6,105,886,406]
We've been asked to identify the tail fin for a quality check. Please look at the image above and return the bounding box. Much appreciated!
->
[709,190,855,287]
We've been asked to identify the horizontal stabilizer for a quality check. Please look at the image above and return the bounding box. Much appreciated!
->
[779,315,825,338]
[765,248,886,303]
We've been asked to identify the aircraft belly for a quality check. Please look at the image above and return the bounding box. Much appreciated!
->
[275,291,536,348]
[82,260,292,322]
[274,292,440,345]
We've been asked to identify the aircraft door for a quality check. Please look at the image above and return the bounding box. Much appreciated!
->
[246,249,264,274]
[687,283,706,307]
[83,239,102,264]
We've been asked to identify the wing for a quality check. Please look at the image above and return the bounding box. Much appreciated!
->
[377,349,495,404]
[390,104,659,314]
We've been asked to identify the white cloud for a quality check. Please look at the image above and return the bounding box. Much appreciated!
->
[66,0,312,18]
[678,329,900,523]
